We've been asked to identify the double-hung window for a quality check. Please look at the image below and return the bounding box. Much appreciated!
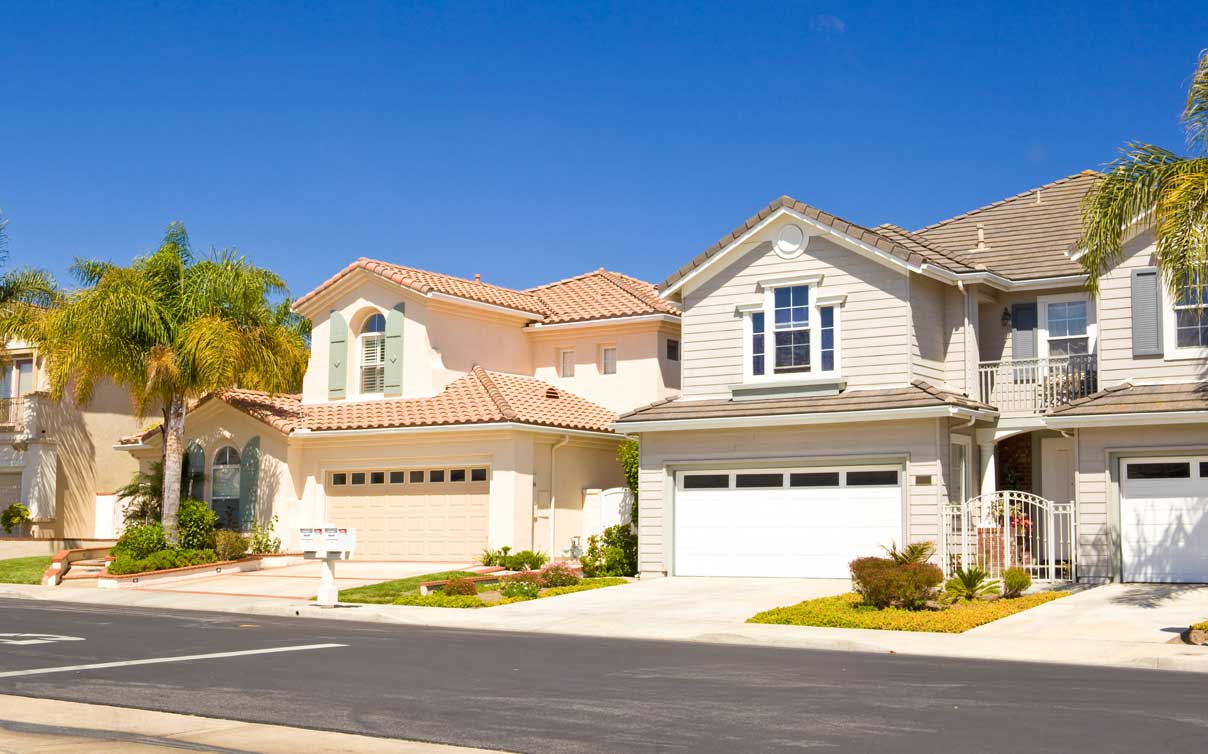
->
[1173,270,1208,349]
[743,280,839,381]
[1043,299,1090,356]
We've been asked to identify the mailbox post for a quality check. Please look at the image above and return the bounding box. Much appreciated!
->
[300,526,356,608]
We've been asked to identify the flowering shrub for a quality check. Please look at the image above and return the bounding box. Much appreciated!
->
[500,576,541,600]
[538,562,580,588]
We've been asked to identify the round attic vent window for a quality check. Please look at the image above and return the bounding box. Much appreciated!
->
[774,224,807,258]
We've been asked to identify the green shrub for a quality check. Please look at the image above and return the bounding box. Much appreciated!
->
[480,545,511,567]
[112,522,168,560]
[617,438,639,520]
[106,548,217,575]
[945,566,1001,602]
[443,577,479,596]
[503,549,547,571]
[1001,567,1032,598]
[1,503,31,534]
[749,591,1068,633]
[500,577,540,600]
[392,593,485,608]
[538,562,580,588]
[214,530,248,561]
[177,498,217,550]
[539,577,627,598]
[247,515,281,554]
[580,524,638,577]
[849,556,942,610]
[881,541,936,565]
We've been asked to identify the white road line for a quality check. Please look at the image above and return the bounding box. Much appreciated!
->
[0,643,347,678]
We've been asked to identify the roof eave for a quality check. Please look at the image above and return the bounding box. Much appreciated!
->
[611,404,993,433]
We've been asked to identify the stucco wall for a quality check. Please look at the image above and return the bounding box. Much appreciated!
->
[677,218,911,398]
[635,418,947,576]
[531,436,625,558]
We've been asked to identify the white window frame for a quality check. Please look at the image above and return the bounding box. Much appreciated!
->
[738,279,842,385]
[949,435,973,503]
[599,345,617,376]
[1162,275,1208,360]
[559,348,575,378]
[359,312,386,395]
[1037,292,1095,359]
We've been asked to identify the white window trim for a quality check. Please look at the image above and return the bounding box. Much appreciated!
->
[1161,280,1208,360]
[1037,292,1095,359]
[559,348,576,378]
[599,344,618,376]
[739,283,842,385]
[950,435,972,503]
[358,313,387,397]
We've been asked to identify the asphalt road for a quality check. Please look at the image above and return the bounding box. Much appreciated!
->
[1,598,1206,754]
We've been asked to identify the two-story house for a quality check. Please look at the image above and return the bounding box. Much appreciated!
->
[0,340,147,539]
[617,171,1208,584]
[121,261,680,559]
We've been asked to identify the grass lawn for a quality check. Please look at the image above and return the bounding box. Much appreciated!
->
[336,570,477,604]
[748,591,1069,633]
[0,556,51,585]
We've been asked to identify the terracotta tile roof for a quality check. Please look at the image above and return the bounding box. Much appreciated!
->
[914,171,1100,280]
[659,196,967,291]
[124,368,618,442]
[527,269,680,324]
[1047,382,1208,416]
[293,260,677,325]
[615,380,994,425]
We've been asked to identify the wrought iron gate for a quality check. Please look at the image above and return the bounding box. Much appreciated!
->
[941,490,1075,581]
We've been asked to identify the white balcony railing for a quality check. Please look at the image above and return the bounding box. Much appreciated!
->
[977,355,1098,414]
[0,397,25,431]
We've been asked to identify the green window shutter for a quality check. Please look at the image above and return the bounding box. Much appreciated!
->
[239,436,260,530]
[185,441,206,501]
[328,312,348,399]
[384,303,405,396]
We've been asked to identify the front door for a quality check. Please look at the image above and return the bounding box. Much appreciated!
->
[1041,437,1075,503]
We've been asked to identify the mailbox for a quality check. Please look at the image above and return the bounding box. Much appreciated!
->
[300,525,356,560]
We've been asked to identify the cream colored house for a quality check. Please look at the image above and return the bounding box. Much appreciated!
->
[0,341,147,539]
[121,262,680,559]
[617,171,1208,584]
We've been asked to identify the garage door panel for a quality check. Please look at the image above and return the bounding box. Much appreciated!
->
[1121,456,1208,583]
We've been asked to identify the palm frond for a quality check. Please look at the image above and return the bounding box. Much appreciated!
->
[1184,48,1208,154]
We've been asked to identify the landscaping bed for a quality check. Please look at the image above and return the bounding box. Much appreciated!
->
[749,590,1068,633]
[338,565,628,608]
[0,555,52,584]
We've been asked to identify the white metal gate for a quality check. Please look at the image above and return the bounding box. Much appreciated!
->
[941,491,1075,581]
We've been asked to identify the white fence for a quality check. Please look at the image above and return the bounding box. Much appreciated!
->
[941,490,1075,581]
[977,354,1097,414]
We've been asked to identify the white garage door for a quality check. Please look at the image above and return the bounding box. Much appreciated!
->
[674,466,903,578]
[1120,456,1208,583]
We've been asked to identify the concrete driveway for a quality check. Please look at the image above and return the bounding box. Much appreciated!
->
[967,583,1208,643]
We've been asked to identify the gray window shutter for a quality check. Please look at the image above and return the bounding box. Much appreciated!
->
[1131,268,1162,356]
[239,436,260,530]
[328,312,348,399]
[383,303,405,396]
[1011,303,1038,360]
[185,441,205,501]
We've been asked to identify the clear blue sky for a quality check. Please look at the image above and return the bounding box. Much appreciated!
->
[3,1,1207,298]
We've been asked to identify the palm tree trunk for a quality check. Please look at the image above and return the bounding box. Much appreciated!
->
[161,395,187,542]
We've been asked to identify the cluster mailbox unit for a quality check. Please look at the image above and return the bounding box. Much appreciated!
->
[300,526,357,607]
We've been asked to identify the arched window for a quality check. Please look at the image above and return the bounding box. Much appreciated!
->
[211,446,242,529]
[360,313,386,393]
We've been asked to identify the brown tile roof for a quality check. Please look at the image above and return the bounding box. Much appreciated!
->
[615,380,993,425]
[124,368,618,442]
[1047,382,1208,416]
[293,260,677,325]
[659,196,967,292]
[527,269,680,324]
[914,171,1100,280]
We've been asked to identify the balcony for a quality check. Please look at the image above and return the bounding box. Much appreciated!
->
[0,397,25,432]
[977,355,1098,414]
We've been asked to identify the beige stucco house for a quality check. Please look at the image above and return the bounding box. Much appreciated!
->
[617,171,1208,584]
[0,341,147,539]
[120,262,680,559]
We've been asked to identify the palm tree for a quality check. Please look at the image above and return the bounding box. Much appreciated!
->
[0,212,61,349]
[1079,50,1208,293]
[25,223,308,539]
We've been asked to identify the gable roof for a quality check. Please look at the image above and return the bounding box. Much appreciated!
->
[293,259,677,325]
[914,171,1100,280]
[122,367,617,443]
[659,195,968,293]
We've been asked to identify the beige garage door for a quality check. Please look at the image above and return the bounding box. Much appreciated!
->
[0,473,21,509]
[325,466,489,561]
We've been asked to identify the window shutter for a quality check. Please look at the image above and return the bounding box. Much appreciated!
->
[1011,303,1038,359]
[1131,268,1163,356]
[328,312,348,399]
[383,303,404,396]
[185,441,205,500]
[239,436,260,530]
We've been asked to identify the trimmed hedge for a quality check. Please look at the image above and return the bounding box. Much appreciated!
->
[107,548,218,575]
[850,556,942,609]
[748,591,1068,633]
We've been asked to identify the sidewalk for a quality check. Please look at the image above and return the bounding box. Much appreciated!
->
[0,694,506,753]
[3,578,1207,674]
